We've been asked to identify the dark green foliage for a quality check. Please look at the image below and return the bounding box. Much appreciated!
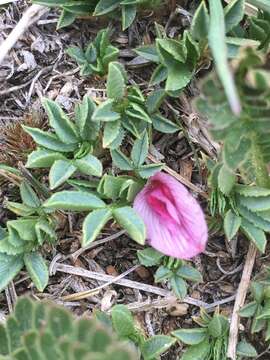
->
[137,248,202,299]
[67,28,119,77]
[0,297,137,360]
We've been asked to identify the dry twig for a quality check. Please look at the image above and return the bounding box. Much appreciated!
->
[0,4,48,65]
[227,244,257,360]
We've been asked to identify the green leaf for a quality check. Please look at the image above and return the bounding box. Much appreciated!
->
[224,0,245,33]
[241,219,266,253]
[239,301,258,318]
[237,340,257,357]
[0,254,24,291]
[111,305,136,338]
[82,208,112,246]
[238,204,270,232]
[92,99,121,122]
[208,314,222,338]
[137,248,164,267]
[131,130,148,167]
[44,191,106,211]
[107,62,126,100]
[110,149,133,171]
[57,9,76,29]
[172,328,207,345]
[20,182,40,208]
[239,195,270,212]
[26,149,66,168]
[138,163,163,178]
[152,113,179,133]
[166,63,192,92]
[103,120,121,148]
[94,0,120,16]
[24,252,48,292]
[218,164,236,195]
[141,335,176,360]
[23,126,77,152]
[176,265,203,283]
[150,64,168,86]
[122,4,136,30]
[180,339,210,360]
[43,98,78,143]
[49,160,77,189]
[113,206,146,245]
[171,275,187,299]
[74,154,103,177]
[135,45,160,63]
[154,265,172,282]
[146,89,166,114]
[6,202,35,217]
[224,210,241,240]
[75,95,98,141]
[191,1,209,40]
[235,185,270,198]
[208,0,241,114]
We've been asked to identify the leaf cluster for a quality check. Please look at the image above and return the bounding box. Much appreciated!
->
[137,248,202,299]
[0,182,56,292]
[67,28,119,77]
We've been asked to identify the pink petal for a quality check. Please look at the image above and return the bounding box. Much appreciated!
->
[133,172,207,259]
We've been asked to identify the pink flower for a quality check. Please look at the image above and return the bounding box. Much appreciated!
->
[133,172,207,259]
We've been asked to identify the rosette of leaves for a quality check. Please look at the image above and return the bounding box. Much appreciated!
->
[240,271,270,342]
[66,28,119,77]
[135,29,201,95]
[43,173,146,247]
[0,297,138,359]
[98,304,176,359]
[92,61,179,149]
[247,10,270,51]
[23,96,102,190]
[137,247,202,299]
[172,309,257,360]
[0,181,56,292]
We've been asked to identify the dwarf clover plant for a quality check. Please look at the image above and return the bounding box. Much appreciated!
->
[138,247,203,299]
[67,28,119,77]
[0,297,138,359]
[0,181,56,292]
[93,61,179,149]
[23,96,102,190]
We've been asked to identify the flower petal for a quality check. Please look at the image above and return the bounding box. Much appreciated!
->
[133,172,208,259]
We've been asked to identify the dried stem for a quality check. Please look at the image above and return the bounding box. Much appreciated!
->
[0,4,48,65]
[227,244,257,359]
